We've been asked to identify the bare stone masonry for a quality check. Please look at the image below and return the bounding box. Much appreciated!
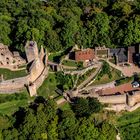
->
[0,41,48,96]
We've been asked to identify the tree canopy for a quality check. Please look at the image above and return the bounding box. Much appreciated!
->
[1,97,116,140]
[1,0,140,53]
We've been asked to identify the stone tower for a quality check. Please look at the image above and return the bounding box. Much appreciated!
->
[25,41,39,63]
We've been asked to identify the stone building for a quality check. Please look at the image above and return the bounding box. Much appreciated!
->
[75,48,95,62]
[0,43,26,68]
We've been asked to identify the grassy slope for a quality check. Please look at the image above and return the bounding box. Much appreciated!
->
[37,73,59,98]
[92,68,121,85]
[0,100,28,116]
[0,68,27,80]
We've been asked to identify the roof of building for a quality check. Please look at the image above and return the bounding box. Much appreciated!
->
[110,48,128,63]
[75,48,95,61]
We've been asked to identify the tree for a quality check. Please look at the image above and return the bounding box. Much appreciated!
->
[88,97,103,113]
[75,118,99,140]
[58,109,78,139]
[71,97,90,117]
[98,122,117,140]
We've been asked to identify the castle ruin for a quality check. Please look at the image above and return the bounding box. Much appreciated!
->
[0,43,26,69]
[0,41,48,96]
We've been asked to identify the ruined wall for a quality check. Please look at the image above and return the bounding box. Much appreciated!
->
[0,41,48,96]
[0,43,26,69]
[0,76,28,93]
[127,91,140,106]
[98,94,126,104]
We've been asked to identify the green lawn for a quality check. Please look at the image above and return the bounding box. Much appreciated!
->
[0,90,32,116]
[0,100,28,116]
[62,60,78,67]
[0,68,27,80]
[37,73,59,98]
[92,68,121,85]
[0,90,29,104]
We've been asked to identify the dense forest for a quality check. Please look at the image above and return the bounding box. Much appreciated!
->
[0,97,117,140]
[1,0,140,52]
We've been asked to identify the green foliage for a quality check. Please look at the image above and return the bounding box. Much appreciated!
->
[55,71,74,91]
[71,97,103,117]
[0,0,140,53]
[115,76,133,86]
[98,61,112,80]
[117,108,140,140]
[1,97,116,140]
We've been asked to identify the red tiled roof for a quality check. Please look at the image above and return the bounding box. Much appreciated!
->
[75,49,95,61]
[101,83,140,95]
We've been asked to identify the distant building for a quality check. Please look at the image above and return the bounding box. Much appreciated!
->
[75,48,95,61]
[128,46,136,63]
[109,48,128,64]
[95,46,109,58]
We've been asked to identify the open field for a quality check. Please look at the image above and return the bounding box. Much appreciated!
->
[0,68,27,80]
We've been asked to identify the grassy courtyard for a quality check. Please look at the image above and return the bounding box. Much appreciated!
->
[62,60,78,67]
[37,73,59,98]
[92,68,121,85]
[0,68,27,80]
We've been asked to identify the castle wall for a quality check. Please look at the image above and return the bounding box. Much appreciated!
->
[98,94,126,104]
[0,76,28,93]
[0,41,48,96]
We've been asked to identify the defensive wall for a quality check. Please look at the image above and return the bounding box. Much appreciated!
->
[68,89,140,112]
[0,41,49,96]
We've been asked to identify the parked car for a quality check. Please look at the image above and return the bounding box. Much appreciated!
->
[132,81,140,88]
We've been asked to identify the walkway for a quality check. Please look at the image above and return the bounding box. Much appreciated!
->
[84,81,115,91]
[105,60,140,77]
[77,63,102,89]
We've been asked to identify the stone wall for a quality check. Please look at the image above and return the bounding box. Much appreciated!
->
[0,43,26,69]
[0,76,28,93]
[0,41,48,96]
[98,94,126,104]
